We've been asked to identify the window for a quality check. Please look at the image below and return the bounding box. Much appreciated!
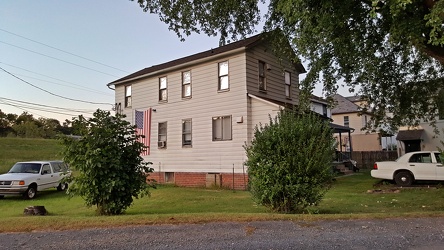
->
[322,104,328,117]
[362,115,368,127]
[158,122,167,148]
[182,119,192,146]
[182,71,192,98]
[41,164,51,175]
[212,116,232,141]
[125,85,132,107]
[344,116,349,127]
[284,71,291,98]
[218,61,229,90]
[435,153,442,163]
[159,77,167,101]
[258,61,266,91]
[409,153,432,163]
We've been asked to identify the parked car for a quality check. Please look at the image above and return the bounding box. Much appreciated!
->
[371,151,444,186]
[0,161,70,199]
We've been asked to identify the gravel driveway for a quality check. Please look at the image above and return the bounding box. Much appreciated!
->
[1,217,443,249]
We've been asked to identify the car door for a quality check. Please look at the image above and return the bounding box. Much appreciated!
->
[433,153,444,181]
[408,152,436,180]
[38,164,56,190]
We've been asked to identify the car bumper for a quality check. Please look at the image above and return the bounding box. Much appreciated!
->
[0,186,28,195]
[371,170,393,180]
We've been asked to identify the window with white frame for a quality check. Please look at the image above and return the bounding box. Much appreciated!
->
[258,61,266,91]
[159,77,167,101]
[362,115,368,128]
[284,71,291,98]
[344,116,349,127]
[212,116,232,141]
[182,119,192,146]
[158,122,167,148]
[124,85,132,107]
[182,71,192,98]
[218,61,229,91]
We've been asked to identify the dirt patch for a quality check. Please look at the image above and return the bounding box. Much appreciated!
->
[367,189,400,194]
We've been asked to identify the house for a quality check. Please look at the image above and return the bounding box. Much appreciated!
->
[107,33,306,190]
[396,122,444,155]
[331,94,382,151]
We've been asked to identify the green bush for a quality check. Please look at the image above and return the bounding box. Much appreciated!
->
[245,110,335,213]
[60,110,154,215]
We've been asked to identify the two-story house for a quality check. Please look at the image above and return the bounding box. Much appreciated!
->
[331,94,381,151]
[107,33,306,190]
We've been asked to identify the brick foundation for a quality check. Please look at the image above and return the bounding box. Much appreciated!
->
[148,171,249,190]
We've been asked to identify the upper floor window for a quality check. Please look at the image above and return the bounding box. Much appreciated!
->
[362,115,368,128]
[218,61,229,91]
[182,71,192,98]
[284,71,291,98]
[182,119,192,146]
[212,115,232,141]
[159,77,167,102]
[344,116,349,127]
[258,61,266,91]
[158,122,167,148]
[125,85,132,107]
[322,104,328,117]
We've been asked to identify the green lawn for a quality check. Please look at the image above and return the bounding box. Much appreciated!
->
[0,137,63,174]
[1,138,444,233]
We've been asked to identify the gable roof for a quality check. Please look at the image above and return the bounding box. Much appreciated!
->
[331,94,361,114]
[108,32,306,86]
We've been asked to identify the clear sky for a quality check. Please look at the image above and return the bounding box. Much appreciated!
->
[0,0,330,123]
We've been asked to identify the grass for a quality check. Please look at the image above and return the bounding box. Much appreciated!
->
[0,137,64,174]
[1,138,444,233]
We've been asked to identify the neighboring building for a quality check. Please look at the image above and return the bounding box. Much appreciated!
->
[331,94,381,151]
[107,33,306,190]
[397,121,444,156]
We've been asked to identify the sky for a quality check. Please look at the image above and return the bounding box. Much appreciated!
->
[0,0,335,123]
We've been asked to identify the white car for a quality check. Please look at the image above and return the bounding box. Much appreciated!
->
[371,151,444,186]
[0,161,70,199]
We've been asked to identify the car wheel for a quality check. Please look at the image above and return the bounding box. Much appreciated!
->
[23,186,37,199]
[57,183,68,191]
[394,171,414,186]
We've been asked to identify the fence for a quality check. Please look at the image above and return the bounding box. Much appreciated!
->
[351,151,398,169]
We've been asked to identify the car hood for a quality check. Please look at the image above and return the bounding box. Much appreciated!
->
[0,173,40,181]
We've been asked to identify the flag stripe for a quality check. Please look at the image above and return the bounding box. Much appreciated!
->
[135,108,151,156]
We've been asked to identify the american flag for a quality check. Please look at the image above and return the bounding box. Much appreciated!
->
[135,109,151,155]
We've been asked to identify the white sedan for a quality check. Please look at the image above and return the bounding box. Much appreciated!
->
[371,151,444,186]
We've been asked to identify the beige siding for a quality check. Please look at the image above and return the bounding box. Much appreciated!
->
[245,44,300,105]
[247,96,281,143]
[332,113,381,151]
[116,52,249,174]
[113,41,304,174]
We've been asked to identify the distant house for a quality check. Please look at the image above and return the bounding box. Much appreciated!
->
[331,94,381,151]
[107,33,306,190]
[397,122,444,155]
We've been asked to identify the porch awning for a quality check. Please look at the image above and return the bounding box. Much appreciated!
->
[396,129,424,141]
[330,123,354,133]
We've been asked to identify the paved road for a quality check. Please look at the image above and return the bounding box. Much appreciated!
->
[1,218,443,249]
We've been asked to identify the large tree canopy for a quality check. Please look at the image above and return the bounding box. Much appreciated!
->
[134,0,444,130]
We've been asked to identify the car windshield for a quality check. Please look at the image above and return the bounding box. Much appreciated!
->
[8,163,42,174]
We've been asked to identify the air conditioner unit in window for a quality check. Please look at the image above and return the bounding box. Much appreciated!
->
[158,141,166,148]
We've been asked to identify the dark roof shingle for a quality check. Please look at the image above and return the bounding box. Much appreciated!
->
[108,32,306,86]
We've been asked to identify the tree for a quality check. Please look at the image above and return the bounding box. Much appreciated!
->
[244,110,335,213]
[60,109,155,215]
[133,0,444,129]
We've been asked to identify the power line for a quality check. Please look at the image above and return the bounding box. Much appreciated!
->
[0,62,112,96]
[0,97,98,113]
[0,40,120,78]
[0,66,114,106]
[0,28,130,74]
